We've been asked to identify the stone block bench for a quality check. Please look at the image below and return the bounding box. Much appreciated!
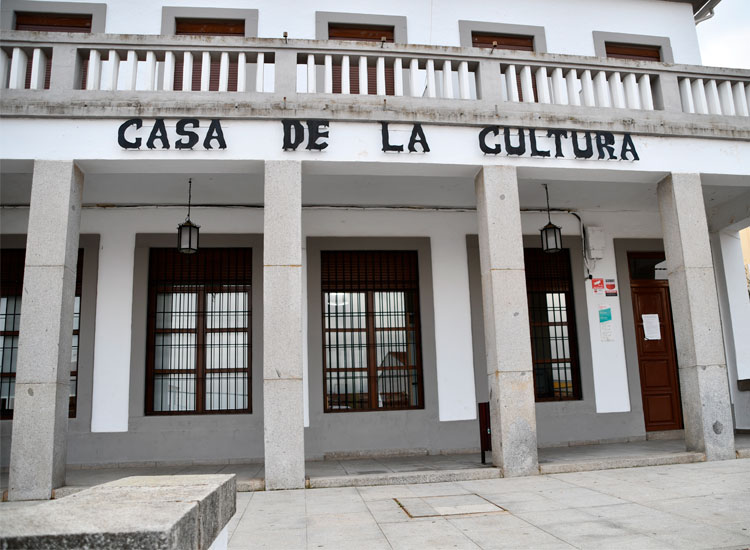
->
[0,474,236,550]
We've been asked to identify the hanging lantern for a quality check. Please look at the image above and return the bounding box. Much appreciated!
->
[177,178,200,254]
[540,184,562,253]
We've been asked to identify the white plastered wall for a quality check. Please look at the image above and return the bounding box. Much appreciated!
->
[15,0,702,63]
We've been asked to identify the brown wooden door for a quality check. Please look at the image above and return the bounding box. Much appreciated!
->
[628,253,682,431]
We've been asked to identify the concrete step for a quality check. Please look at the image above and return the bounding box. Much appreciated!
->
[539,451,705,474]
[307,467,501,489]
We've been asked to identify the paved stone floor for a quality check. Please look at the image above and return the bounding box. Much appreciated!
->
[226,458,750,549]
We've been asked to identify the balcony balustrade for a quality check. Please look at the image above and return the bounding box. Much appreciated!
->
[1,30,749,125]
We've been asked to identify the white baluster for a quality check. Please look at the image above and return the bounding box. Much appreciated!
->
[717,81,734,116]
[409,58,420,97]
[394,58,404,96]
[691,78,708,114]
[218,52,229,92]
[359,56,368,95]
[182,52,193,91]
[580,70,595,106]
[106,50,120,91]
[732,81,748,116]
[306,54,316,93]
[623,73,640,109]
[376,57,386,96]
[163,51,175,91]
[201,52,211,91]
[534,66,550,104]
[425,59,436,98]
[9,47,28,89]
[551,67,566,105]
[0,49,9,89]
[638,74,654,110]
[564,69,580,106]
[126,50,138,90]
[458,61,469,100]
[593,71,611,108]
[608,72,626,108]
[145,51,156,91]
[745,83,750,116]
[705,79,721,114]
[679,78,695,113]
[341,56,350,94]
[520,66,534,103]
[30,48,48,90]
[442,59,453,99]
[243,52,254,93]
[505,65,519,102]
[323,54,332,93]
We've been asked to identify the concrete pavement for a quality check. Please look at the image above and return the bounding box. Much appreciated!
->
[226,458,750,549]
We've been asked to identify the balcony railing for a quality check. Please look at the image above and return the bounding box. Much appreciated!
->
[1,30,749,121]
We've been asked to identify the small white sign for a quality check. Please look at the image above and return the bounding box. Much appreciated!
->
[642,314,661,340]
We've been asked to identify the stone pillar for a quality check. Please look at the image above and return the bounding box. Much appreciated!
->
[475,165,539,477]
[263,161,305,489]
[9,161,83,500]
[657,173,735,461]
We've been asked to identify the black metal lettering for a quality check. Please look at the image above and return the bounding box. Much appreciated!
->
[529,129,551,158]
[175,118,200,150]
[203,119,227,150]
[118,118,142,149]
[306,120,330,150]
[282,120,305,151]
[146,119,170,149]
[620,133,640,161]
[381,122,404,152]
[478,126,501,154]
[504,127,526,156]
[407,124,430,153]
[571,131,594,159]
[546,129,568,158]
[595,131,617,160]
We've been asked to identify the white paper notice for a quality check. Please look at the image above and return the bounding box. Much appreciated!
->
[642,314,661,340]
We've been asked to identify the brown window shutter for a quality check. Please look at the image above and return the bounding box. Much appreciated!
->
[174,18,244,36]
[15,12,91,89]
[605,43,661,62]
[472,32,537,102]
[321,251,419,291]
[328,24,394,43]
[15,12,92,32]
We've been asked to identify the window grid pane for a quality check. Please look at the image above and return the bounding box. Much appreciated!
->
[146,248,252,415]
[321,251,424,412]
[525,248,581,401]
[1,249,83,419]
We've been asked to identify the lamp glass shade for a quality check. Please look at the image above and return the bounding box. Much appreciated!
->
[540,222,562,253]
[178,220,200,254]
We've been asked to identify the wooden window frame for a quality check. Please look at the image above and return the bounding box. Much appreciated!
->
[145,248,252,416]
[327,23,396,95]
[321,250,425,413]
[605,42,662,62]
[0,248,84,419]
[524,248,582,402]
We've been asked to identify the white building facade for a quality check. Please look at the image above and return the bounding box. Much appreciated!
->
[1,0,749,498]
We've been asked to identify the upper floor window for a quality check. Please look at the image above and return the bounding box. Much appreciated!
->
[327,23,395,95]
[145,248,252,415]
[524,248,582,402]
[1,249,84,419]
[173,18,245,92]
[321,251,424,412]
[605,43,662,62]
[471,32,534,52]
[14,11,91,32]
[328,23,394,43]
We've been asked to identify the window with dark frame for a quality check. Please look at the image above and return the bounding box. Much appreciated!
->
[321,251,424,412]
[328,23,395,95]
[14,12,93,90]
[605,42,662,62]
[146,248,252,415]
[472,32,537,102]
[173,18,245,92]
[0,249,84,419]
[524,248,582,401]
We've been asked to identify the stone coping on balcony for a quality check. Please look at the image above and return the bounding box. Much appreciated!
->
[0,474,236,550]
